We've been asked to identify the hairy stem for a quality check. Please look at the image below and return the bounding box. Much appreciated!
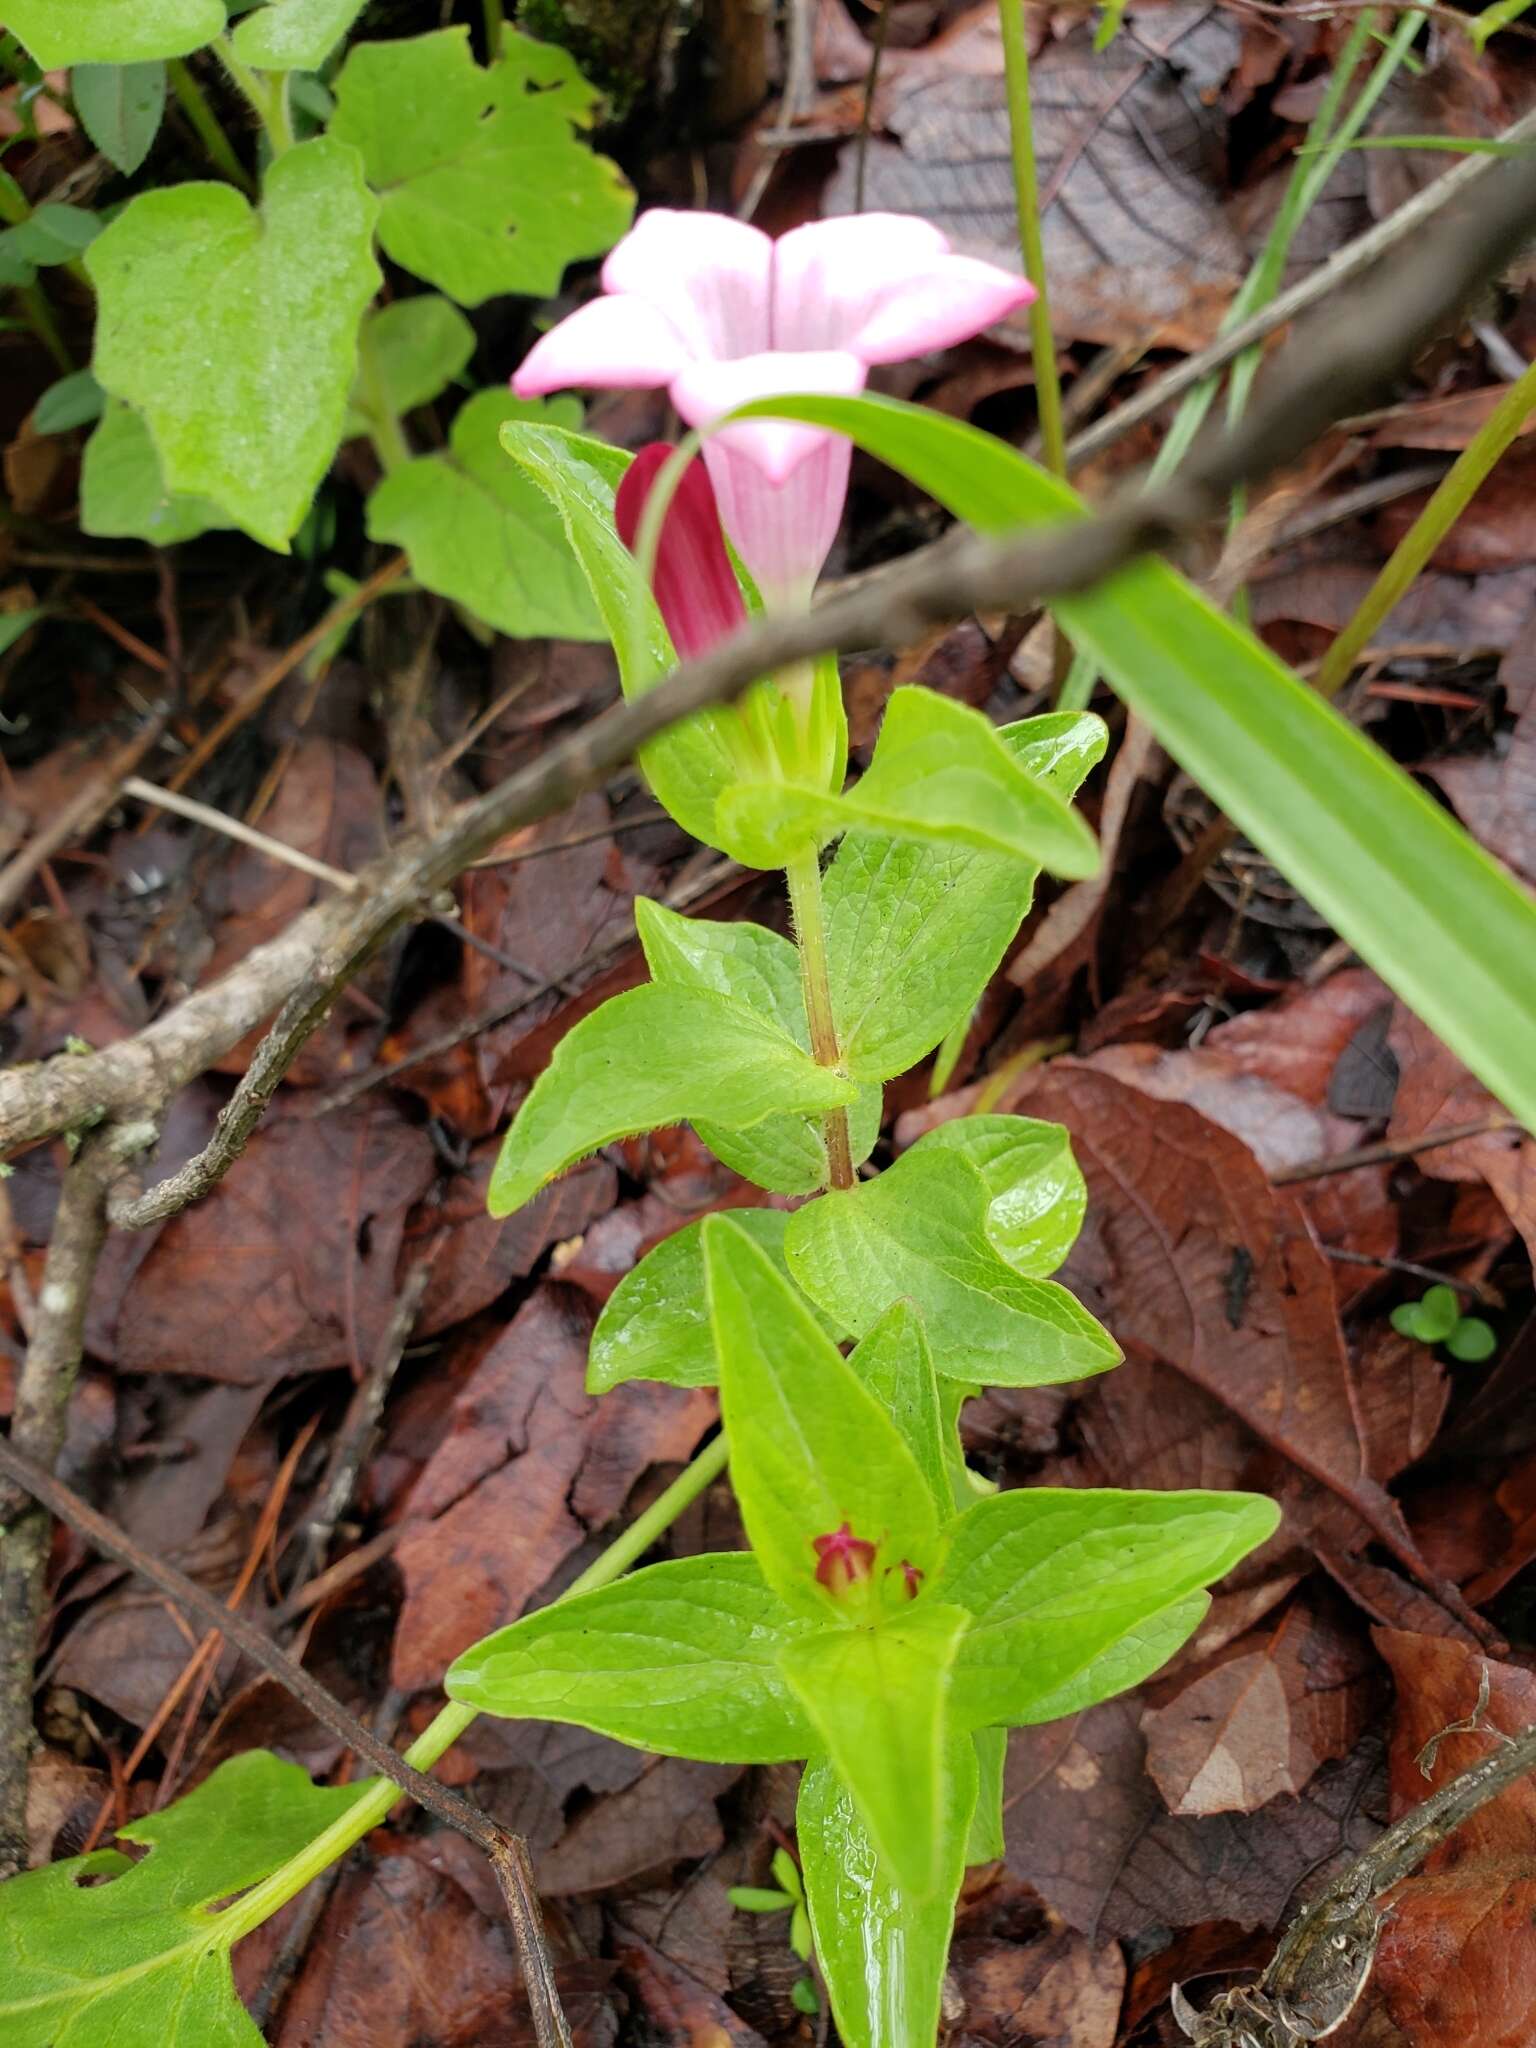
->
[785,845,855,1191]
[216,1432,730,1949]
[167,56,256,193]
[214,39,292,157]
[1315,349,1536,698]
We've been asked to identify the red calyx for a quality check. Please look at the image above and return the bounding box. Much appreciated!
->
[613,442,747,660]
[812,1521,878,1597]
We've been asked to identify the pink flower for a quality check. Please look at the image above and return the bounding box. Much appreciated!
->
[514,210,1034,603]
[614,443,746,659]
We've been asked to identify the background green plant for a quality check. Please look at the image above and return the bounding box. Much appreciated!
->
[3,0,634,638]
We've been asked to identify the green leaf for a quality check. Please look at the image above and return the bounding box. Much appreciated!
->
[1447,1316,1497,1362]
[636,896,880,1194]
[910,1113,1086,1279]
[729,1886,794,1913]
[368,392,602,639]
[0,610,45,658]
[34,368,105,435]
[718,685,1101,877]
[703,1214,943,1619]
[785,1146,1119,1388]
[781,1603,969,1898]
[344,295,475,438]
[1416,1284,1461,1342]
[588,1207,845,1394]
[444,1553,817,1762]
[329,26,633,308]
[0,1751,362,2046]
[71,61,165,174]
[8,0,223,66]
[937,1487,1280,1728]
[80,400,233,545]
[791,1974,820,2014]
[500,422,746,845]
[488,985,857,1218]
[6,203,102,265]
[845,1303,949,1514]
[86,138,380,552]
[230,0,366,69]
[798,1746,976,2048]
[743,391,1536,1147]
[966,1726,1007,1864]
[824,711,1105,1082]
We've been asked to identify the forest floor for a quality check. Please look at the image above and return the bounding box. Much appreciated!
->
[4,2,1536,2043]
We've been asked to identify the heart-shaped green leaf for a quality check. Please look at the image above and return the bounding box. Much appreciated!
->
[909,1113,1086,1279]
[344,296,475,440]
[330,27,632,307]
[368,392,602,639]
[10,0,222,66]
[0,1751,362,2047]
[81,400,234,545]
[86,138,380,551]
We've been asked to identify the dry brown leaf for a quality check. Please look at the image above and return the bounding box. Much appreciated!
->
[1141,1591,1375,1817]
[825,5,1245,350]
[390,1282,714,1689]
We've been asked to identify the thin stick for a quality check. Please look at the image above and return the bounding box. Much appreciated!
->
[1271,1115,1520,1184]
[119,775,360,893]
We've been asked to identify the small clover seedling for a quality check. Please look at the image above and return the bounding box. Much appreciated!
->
[729,1846,819,2016]
[1391,1284,1497,1363]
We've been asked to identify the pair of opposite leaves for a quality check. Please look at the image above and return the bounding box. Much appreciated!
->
[447,1217,1277,2046]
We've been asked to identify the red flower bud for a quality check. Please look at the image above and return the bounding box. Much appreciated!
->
[812,1521,877,1597]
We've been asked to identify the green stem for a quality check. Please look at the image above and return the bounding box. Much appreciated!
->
[1314,351,1536,699]
[356,318,412,475]
[214,1432,729,1951]
[167,57,256,194]
[785,844,855,1191]
[482,0,504,61]
[17,282,71,373]
[997,0,1065,481]
[214,38,292,158]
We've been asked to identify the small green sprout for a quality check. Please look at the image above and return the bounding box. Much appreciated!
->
[729,1847,819,2016]
[1391,1284,1496,1363]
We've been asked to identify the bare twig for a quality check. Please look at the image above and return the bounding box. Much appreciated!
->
[119,775,360,893]
[0,705,172,925]
[0,1431,569,2044]
[1271,1115,1521,1184]
[283,1254,437,1596]
[0,1122,155,1875]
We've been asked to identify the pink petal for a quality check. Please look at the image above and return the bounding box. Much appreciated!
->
[512,292,690,398]
[851,253,1036,364]
[613,443,747,660]
[770,213,950,351]
[702,434,853,604]
[670,349,867,483]
[601,208,772,362]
